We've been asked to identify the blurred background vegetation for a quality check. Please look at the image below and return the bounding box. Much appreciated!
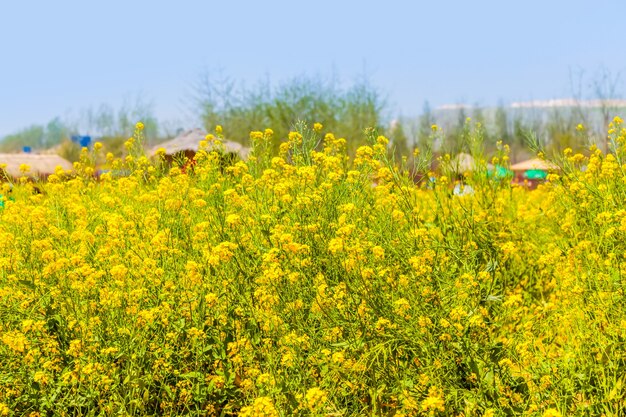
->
[0,97,160,161]
[195,73,387,154]
[1,68,624,162]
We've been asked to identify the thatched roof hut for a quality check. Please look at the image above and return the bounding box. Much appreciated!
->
[451,153,476,173]
[0,153,73,179]
[510,158,558,171]
[150,129,250,159]
[450,153,494,173]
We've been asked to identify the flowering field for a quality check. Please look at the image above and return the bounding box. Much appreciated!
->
[1,119,626,417]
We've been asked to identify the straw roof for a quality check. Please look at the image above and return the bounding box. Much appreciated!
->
[510,158,558,171]
[451,153,476,172]
[150,129,250,159]
[0,153,73,178]
[450,153,493,172]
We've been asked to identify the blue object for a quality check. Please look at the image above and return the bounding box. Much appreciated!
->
[71,135,92,147]
[22,146,32,153]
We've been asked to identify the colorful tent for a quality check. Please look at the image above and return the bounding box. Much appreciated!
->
[510,158,558,171]
[488,165,513,179]
[523,169,548,180]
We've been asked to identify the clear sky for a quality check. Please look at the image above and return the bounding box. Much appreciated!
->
[1,0,625,137]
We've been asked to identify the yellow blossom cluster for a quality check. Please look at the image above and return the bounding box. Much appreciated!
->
[0,121,625,415]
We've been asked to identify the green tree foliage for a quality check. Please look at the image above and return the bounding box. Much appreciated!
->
[56,139,82,163]
[0,98,160,156]
[0,125,48,152]
[417,101,435,150]
[471,105,493,147]
[544,109,584,153]
[197,73,387,153]
[388,119,410,163]
[46,117,67,147]
[79,99,159,146]
[494,103,510,144]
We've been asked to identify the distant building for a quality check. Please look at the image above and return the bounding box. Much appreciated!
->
[509,99,626,109]
[150,128,251,160]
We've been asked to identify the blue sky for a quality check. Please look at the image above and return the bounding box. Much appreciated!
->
[1,0,625,137]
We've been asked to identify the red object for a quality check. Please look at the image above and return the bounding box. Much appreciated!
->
[181,159,197,175]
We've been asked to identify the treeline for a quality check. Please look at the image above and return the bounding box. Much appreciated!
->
[400,102,626,162]
[195,73,625,161]
[196,73,387,154]
[0,98,160,161]
[2,71,624,162]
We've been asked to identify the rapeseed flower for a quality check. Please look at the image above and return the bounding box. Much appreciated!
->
[0,120,623,415]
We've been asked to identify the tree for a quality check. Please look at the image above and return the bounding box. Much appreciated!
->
[0,98,161,156]
[444,106,468,154]
[196,72,387,152]
[0,125,46,152]
[494,101,511,144]
[471,104,492,147]
[569,65,624,151]
[417,101,435,151]
[389,119,410,162]
[46,117,68,148]
[592,67,623,151]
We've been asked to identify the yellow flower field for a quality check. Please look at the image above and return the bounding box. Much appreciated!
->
[1,120,626,416]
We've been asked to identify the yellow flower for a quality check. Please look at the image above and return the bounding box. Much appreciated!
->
[421,387,445,413]
[124,137,135,150]
[313,122,323,132]
[393,298,411,318]
[304,387,327,412]
[542,408,562,417]
[226,214,241,226]
[33,371,49,385]
[371,245,385,260]
[250,131,264,141]
[2,331,28,353]
[239,397,278,417]
[135,121,144,130]
[376,135,389,145]
[288,131,303,144]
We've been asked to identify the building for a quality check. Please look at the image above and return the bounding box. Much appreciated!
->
[150,128,250,160]
[0,153,73,180]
